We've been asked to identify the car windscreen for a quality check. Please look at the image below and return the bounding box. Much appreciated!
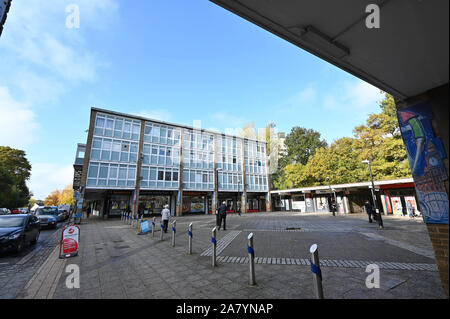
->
[36,208,58,216]
[0,216,26,228]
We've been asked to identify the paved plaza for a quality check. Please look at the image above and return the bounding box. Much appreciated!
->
[4,211,447,299]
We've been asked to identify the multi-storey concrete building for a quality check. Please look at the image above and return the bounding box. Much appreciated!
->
[74,108,271,218]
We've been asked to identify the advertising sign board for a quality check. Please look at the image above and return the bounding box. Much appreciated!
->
[59,225,80,259]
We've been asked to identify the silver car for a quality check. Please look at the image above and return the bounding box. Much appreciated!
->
[34,207,60,228]
[0,208,11,215]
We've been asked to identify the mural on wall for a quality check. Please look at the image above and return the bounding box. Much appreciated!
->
[398,102,449,224]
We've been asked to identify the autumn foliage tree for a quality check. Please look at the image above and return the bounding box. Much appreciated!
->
[43,184,74,206]
[276,93,411,189]
[44,190,61,206]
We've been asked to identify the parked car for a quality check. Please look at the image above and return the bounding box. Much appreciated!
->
[34,207,60,228]
[0,208,11,215]
[10,209,22,214]
[0,214,40,253]
[58,209,70,221]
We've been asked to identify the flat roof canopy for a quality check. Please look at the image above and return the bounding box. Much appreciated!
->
[210,0,449,100]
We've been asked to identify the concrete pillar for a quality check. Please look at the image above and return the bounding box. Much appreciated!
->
[241,138,247,214]
[212,134,218,214]
[396,84,449,296]
[176,128,185,217]
[265,192,272,212]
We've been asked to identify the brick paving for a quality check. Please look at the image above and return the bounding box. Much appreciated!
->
[11,212,448,299]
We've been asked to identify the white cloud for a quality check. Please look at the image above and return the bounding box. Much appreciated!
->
[323,80,383,111]
[27,163,74,200]
[0,86,39,149]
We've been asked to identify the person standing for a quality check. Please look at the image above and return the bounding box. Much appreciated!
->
[364,200,373,223]
[161,204,171,233]
[86,206,91,219]
[217,201,227,231]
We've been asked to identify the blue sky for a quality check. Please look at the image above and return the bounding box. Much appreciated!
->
[0,0,384,199]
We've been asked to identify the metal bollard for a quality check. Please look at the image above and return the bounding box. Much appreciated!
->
[171,220,176,247]
[248,233,256,285]
[188,223,193,255]
[152,217,155,237]
[310,244,324,299]
[160,221,164,240]
[211,227,217,267]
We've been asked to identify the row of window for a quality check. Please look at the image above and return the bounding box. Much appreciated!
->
[246,174,268,191]
[216,136,243,155]
[183,131,214,151]
[142,143,180,167]
[245,157,267,175]
[95,114,141,141]
[183,150,214,170]
[144,122,181,146]
[140,166,179,189]
[218,172,244,191]
[182,169,214,190]
[87,163,136,188]
[91,137,139,163]
[245,141,266,158]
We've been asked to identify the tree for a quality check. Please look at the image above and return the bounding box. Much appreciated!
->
[277,93,411,189]
[44,190,61,206]
[59,185,74,206]
[0,146,32,208]
[279,127,328,167]
[272,127,327,189]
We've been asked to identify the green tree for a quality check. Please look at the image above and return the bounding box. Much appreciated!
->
[279,127,327,167]
[272,127,327,189]
[0,147,32,208]
[278,93,411,189]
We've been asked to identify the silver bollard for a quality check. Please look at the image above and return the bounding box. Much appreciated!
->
[171,220,176,247]
[310,244,324,299]
[211,227,217,267]
[188,223,193,255]
[152,217,155,237]
[248,233,256,285]
[160,221,164,240]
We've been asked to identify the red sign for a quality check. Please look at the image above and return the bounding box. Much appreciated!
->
[59,225,80,259]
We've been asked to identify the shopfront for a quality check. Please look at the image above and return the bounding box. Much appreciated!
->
[247,193,266,212]
[380,184,419,216]
[183,192,208,214]
[109,191,132,217]
[291,194,306,212]
[138,192,171,216]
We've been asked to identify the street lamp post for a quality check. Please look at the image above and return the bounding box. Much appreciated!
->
[362,160,383,229]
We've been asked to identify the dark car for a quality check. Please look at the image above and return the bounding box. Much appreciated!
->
[0,214,40,253]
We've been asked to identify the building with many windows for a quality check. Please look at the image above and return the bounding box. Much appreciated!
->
[74,108,271,218]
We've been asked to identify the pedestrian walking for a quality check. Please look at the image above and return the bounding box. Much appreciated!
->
[406,201,415,219]
[217,201,227,231]
[161,204,171,233]
[86,206,91,219]
[330,199,337,217]
[364,200,373,223]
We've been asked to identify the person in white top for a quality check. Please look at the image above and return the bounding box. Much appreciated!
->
[161,204,171,233]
